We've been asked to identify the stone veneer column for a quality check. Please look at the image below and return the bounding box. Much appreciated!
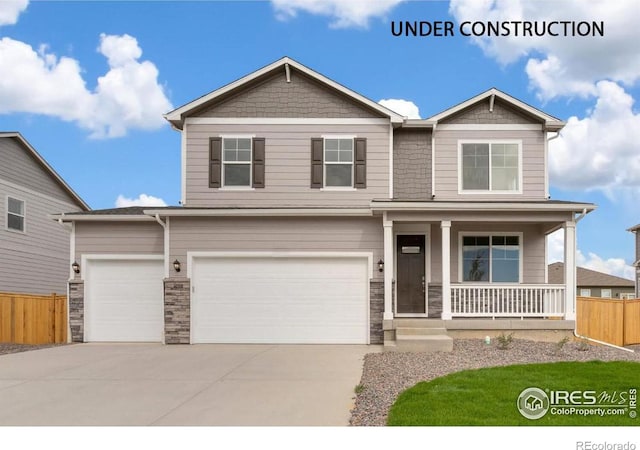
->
[68,280,84,342]
[164,278,191,344]
[369,280,384,344]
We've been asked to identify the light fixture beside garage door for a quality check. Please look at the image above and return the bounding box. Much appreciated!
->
[173,259,181,272]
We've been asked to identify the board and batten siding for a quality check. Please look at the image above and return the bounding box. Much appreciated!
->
[0,180,82,295]
[0,137,78,204]
[74,221,164,280]
[184,123,390,207]
[169,216,384,280]
[434,129,546,201]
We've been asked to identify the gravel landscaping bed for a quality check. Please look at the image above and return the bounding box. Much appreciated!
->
[350,339,640,426]
[0,343,67,356]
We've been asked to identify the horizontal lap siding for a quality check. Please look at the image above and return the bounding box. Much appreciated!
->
[0,182,81,295]
[170,217,384,281]
[185,124,390,207]
[74,222,164,274]
[434,130,545,200]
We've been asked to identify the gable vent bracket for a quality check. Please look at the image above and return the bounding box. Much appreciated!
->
[285,63,291,83]
[489,93,495,113]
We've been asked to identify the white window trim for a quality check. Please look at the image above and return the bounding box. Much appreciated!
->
[457,139,523,195]
[5,195,26,234]
[220,135,254,189]
[458,231,524,284]
[600,288,612,299]
[322,135,355,189]
[580,288,592,297]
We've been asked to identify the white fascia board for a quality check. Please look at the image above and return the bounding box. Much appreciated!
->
[50,214,157,222]
[370,201,596,213]
[185,117,391,125]
[426,88,563,125]
[164,57,404,127]
[144,208,374,217]
[437,124,543,131]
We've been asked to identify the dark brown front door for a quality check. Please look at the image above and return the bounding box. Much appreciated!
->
[396,235,426,314]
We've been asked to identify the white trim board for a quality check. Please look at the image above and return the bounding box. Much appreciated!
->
[186,117,391,125]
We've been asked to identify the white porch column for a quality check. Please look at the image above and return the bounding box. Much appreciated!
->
[564,221,577,320]
[441,220,452,320]
[383,217,394,321]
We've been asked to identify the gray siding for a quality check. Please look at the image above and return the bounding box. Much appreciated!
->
[440,98,541,124]
[169,217,383,280]
[434,129,546,200]
[0,181,82,295]
[577,287,636,299]
[429,223,546,284]
[184,123,390,207]
[393,129,432,200]
[74,221,164,278]
[196,70,383,118]
[0,137,79,204]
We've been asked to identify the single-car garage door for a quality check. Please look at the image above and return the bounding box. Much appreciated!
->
[84,257,164,342]
[191,255,369,344]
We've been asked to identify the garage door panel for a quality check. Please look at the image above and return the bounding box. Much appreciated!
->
[86,258,163,342]
[192,256,368,344]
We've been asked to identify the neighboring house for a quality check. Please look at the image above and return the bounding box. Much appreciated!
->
[1,132,89,295]
[548,262,635,299]
[628,224,640,298]
[53,57,595,349]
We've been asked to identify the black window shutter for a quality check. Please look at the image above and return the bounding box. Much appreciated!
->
[252,137,265,188]
[209,137,222,188]
[310,138,323,188]
[354,137,367,189]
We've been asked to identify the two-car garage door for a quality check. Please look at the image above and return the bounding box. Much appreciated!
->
[191,255,369,344]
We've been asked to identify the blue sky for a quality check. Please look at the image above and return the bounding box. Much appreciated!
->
[1,0,639,278]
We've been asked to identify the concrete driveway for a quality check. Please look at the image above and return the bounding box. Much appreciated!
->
[0,343,378,426]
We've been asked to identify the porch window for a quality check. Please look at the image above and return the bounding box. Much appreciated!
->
[461,234,520,282]
[460,142,520,192]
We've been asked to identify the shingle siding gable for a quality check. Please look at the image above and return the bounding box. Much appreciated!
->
[440,98,541,125]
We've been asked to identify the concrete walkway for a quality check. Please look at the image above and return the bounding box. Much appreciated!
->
[0,343,378,426]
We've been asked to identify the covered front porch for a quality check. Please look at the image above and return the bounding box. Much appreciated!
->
[373,201,594,329]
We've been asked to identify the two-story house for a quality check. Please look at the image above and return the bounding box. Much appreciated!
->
[1,132,89,295]
[54,57,595,350]
[628,224,640,298]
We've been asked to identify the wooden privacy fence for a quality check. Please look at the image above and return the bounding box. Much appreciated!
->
[0,292,67,344]
[577,296,640,347]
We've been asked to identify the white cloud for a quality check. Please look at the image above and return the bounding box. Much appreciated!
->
[271,0,405,28]
[547,229,634,280]
[378,98,421,118]
[449,0,640,100]
[0,0,28,26]
[548,81,640,192]
[115,194,167,208]
[0,33,172,138]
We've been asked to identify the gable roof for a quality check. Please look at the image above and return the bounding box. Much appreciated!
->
[0,132,90,211]
[164,56,406,129]
[426,88,565,131]
[548,262,635,287]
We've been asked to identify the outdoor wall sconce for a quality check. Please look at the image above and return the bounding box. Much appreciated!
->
[378,259,384,272]
[72,261,80,274]
[173,259,181,273]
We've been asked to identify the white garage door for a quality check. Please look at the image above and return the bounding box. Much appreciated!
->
[85,257,164,342]
[191,255,369,344]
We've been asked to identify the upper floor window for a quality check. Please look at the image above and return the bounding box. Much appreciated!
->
[209,136,265,189]
[460,141,521,193]
[310,137,367,189]
[461,233,521,283]
[324,138,354,187]
[7,197,25,232]
[223,138,252,187]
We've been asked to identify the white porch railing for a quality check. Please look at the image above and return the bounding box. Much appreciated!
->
[451,284,566,318]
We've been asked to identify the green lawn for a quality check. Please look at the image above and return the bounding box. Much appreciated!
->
[387,361,640,426]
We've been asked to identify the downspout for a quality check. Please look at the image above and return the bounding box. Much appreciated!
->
[570,209,634,352]
[431,122,436,198]
[154,214,170,279]
[54,213,73,343]
[545,131,560,199]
